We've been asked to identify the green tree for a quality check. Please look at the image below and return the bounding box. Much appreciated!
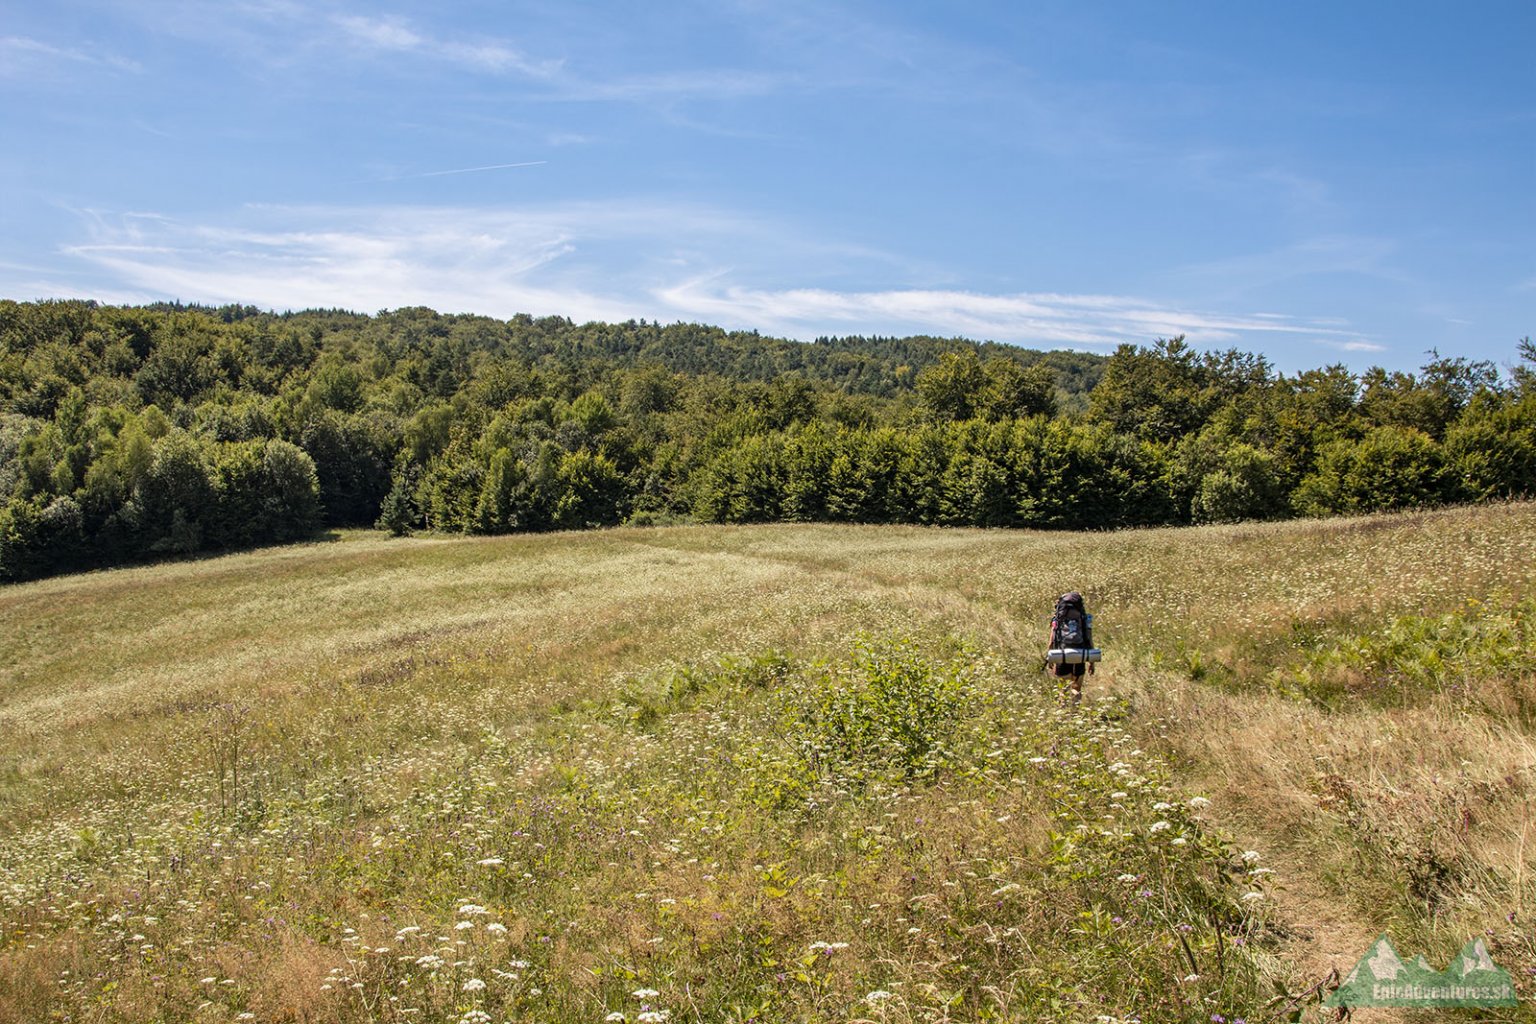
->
[553,449,625,529]
[1445,393,1536,499]
[133,432,216,553]
[916,350,988,422]
[982,358,1057,420]
[1088,337,1214,443]
[261,440,321,540]
[1191,444,1288,524]
[1294,426,1461,516]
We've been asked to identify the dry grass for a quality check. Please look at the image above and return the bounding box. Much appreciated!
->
[2,503,1534,1022]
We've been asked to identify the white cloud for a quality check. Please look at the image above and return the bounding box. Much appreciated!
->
[330,14,560,77]
[655,280,1362,349]
[36,202,1364,354]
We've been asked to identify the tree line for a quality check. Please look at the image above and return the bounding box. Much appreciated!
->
[1,299,1532,582]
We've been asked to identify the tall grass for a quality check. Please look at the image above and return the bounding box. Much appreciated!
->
[2,503,1534,1021]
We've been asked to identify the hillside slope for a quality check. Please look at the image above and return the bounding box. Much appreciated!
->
[2,504,1533,1021]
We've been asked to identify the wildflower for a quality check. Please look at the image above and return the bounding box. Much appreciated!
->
[476,858,504,867]
[1240,891,1264,903]
[508,959,531,968]
[1241,850,1261,864]
[1152,802,1174,811]
[460,1012,491,1024]
[606,1015,626,1022]
[637,1013,670,1024]
[632,988,660,999]
[458,904,488,916]
[1170,837,1188,846]
[1116,874,1139,883]
[463,978,486,992]
[1149,821,1172,833]
[455,921,475,931]
[486,922,507,935]
[1188,796,1211,811]
[865,990,895,1005]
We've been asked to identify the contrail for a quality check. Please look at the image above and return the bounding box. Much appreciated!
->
[410,161,547,178]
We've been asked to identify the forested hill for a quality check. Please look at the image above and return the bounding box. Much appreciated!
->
[7,301,1104,399]
[1,298,1533,583]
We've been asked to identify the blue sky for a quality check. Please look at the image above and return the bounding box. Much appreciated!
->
[1,0,1531,373]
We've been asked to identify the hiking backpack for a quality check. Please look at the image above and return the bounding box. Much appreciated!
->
[1053,593,1088,648]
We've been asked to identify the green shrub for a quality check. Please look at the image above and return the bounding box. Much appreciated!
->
[1294,425,1462,516]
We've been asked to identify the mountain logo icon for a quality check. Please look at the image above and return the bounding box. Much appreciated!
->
[1327,935,1518,1008]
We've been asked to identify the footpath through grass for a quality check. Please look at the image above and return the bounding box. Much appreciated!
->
[2,503,1534,1022]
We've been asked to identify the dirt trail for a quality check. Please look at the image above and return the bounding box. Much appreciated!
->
[1224,816,1411,1023]
[1090,670,1424,1022]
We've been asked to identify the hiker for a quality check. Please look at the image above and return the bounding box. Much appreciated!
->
[1046,591,1097,704]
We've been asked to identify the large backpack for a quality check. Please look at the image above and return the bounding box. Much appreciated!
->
[1053,593,1088,648]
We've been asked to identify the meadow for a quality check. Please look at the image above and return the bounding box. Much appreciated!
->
[1,502,1533,1022]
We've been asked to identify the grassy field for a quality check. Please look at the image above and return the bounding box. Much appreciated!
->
[2,504,1534,1023]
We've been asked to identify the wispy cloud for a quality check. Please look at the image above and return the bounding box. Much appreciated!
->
[330,14,560,77]
[548,68,804,104]
[1165,234,1408,295]
[0,35,142,77]
[371,161,549,182]
[35,202,1366,355]
[655,280,1363,349]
